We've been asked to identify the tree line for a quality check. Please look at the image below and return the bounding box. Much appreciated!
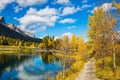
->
[0,35,38,47]
[0,34,87,53]
[87,7,120,79]
[38,35,87,53]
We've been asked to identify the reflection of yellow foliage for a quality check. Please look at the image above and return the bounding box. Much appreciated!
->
[56,60,85,80]
[55,53,86,80]
[18,55,21,61]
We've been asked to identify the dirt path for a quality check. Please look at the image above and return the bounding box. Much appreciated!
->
[75,58,100,80]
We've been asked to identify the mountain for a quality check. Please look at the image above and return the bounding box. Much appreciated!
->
[0,16,42,42]
[6,24,35,38]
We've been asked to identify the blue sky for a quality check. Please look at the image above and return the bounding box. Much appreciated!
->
[0,0,114,41]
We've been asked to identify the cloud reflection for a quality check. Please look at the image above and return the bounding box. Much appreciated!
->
[16,57,56,80]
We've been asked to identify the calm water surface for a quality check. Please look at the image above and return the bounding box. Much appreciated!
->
[0,52,71,80]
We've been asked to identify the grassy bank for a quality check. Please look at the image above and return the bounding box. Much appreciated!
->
[0,45,36,54]
[53,52,87,80]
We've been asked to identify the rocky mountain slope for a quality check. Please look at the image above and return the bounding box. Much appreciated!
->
[0,16,42,42]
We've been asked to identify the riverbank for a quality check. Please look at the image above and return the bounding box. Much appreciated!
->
[0,46,88,79]
[0,45,36,54]
[53,52,87,80]
[0,45,60,52]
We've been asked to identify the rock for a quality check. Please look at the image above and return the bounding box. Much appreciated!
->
[7,24,15,29]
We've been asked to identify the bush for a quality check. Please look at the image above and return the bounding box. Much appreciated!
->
[95,57,114,79]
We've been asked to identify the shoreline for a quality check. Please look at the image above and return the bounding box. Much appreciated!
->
[53,52,87,80]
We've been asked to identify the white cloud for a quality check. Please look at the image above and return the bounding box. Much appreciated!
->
[19,25,26,31]
[101,3,112,12]
[0,0,15,12]
[14,17,18,20]
[61,32,73,38]
[92,3,112,13]
[67,26,76,29]
[82,0,88,3]
[0,0,48,12]
[40,26,47,31]
[17,6,58,33]
[14,6,23,13]
[59,18,76,24]
[87,10,91,13]
[54,36,59,40]
[81,4,92,9]
[16,0,47,7]
[62,6,81,16]
[54,32,73,39]
[32,26,46,33]
[56,0,70,5]
[21,25,47,33]
[54,32,73,40]
[16,60,54,80]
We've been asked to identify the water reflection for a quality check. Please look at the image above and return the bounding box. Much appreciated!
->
[39,52,60,65]
[0,54,32,80]
[0,52,73,80]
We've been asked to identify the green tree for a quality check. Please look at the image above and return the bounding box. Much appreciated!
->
[54,38,63,50]
[42,36,54,49]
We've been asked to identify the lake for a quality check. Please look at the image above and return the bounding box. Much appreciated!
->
[0,52,72,80]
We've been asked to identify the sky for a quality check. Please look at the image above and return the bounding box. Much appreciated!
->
[0,0,115,41]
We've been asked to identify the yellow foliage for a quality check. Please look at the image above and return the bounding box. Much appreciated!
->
[18,41,22,47]
[62,35,69,52]
[65,72,79,80]
[70,34,77,52]
[113,2,120,9]
[87,7,119,80]
[48,38,53,47]
[30,43,35,48]
[71,61,84,72]
[38,43,44,49]
[77,35,86,53]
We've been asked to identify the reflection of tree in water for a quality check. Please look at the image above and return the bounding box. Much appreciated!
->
[38,52,55,64]
[0,70,2,78]
[0,54,31,77]
[39,52,75,69]
[0,54,18,74]
[55,55,75,68]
